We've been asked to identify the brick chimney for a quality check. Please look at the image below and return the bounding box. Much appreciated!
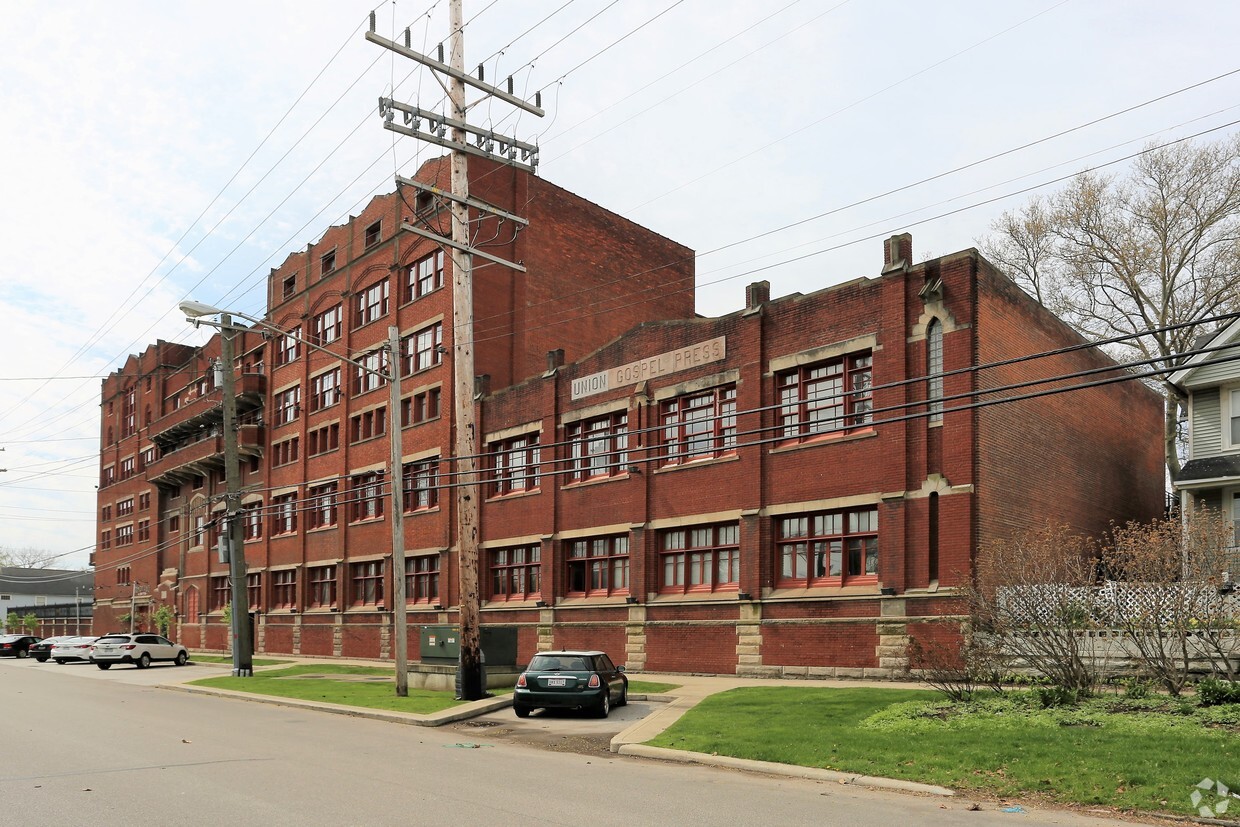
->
[745,280,770,310]
[881,233,912,275]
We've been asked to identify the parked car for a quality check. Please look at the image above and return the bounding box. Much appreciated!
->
[0,634,41,658]
[513,650,627,719]
[51,636,100,664]
[91,633,188,669]
[28,635,80,662]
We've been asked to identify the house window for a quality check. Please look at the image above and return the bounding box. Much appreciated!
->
[137,519,151,542]
[308,565,337,609]
[116,525,134,546]
[169,515,180,533]
[247,572,262,611]
[194,515,206,546]
[272,437,300,467]
[116,565,131,585]
[272,570,297,609]
[271,493,298,536]
[282,274,296,299]
[403,457,439,512]
[100,530,111,550]
[117,497,134,517]
[311,305,343,345]
[567,413,628,481]
[274,386,301,426]
[101,505,112,521]
[321,250,336,276]
[121,388,136,438]
[402,387,441,426]
[141,447,157,468]
[309,368,341,411]
[192,475,204,490]
[489,545,541,601]
[927,320,943,423]
[1230,389,1240,445]
[350,472,385,522]
[353,349,389,394]
[307,482,338,529]
[350,561,383,607]
[349,408,387,443]
[354,279,389,327]
[364,220,382,248]
[777,507,878,586]
[308,423,340,456]
[777,352,873,441]
[102,466,115,487]
[404,249,445,302]
[275,326,302,366]
[403,322,444,375]
[660,524,739,594]
[661,386,736,465]
[490,434,540,496]
[121,457,136,480]
[566,536,629,596]
[406,555,439,604]
[211,575,230,611]
[243,501,263,541]
[138,492,151,511]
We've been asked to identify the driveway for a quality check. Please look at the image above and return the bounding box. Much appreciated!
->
[450,699,662,754]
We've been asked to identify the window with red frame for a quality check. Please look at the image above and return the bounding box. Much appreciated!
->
[566,536,629,596]
[116,524,134,546]
[401,386,441,426]
[137,520,150,542]
[210,575,230,611]
[243,501,263,540]
[309,368,341,411]
[271,493,298,536]
[354,279,389,328]
[115,565,130,584]
[311,304,343,345]
[308,565,337,609]
[306,482,338,529]
[274,385,301,426]
[776,507,878,586]
[350,472,385,522]
[185,586,200,624]
[489,545,540,601]
[660,524,739,593]
[117,497,134,516]
[661,385,736,465]
[353,349,389,395]
[567,413,628,481]
[308,423,340,456]
[247,572,262,611]
[776,352,872,440]
[272,570,297,609]
[489,434,540,496]
[138,491,151,511]
[274,326,302,366]
[350,561,383,607]
[406,555,439,604]
[402,322,443,375]
[402,457,438,511]
[404,249,444,302]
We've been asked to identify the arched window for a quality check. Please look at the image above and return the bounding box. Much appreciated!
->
[927,319,943,423]
[185,586,200,624]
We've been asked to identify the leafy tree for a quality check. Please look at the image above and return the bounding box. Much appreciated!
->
[22,612,39,635]
[4,612,19,633]
[152,603,176,637]
[981,135,1240,477]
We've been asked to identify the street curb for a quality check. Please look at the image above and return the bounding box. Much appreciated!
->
[162,683,512,727]
[615,744,956,797]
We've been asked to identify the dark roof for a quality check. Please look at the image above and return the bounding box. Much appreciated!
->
[0,567,94,596]
[1175,455,1240,483]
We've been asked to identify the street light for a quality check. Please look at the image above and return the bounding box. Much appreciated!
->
[179,300,410,693]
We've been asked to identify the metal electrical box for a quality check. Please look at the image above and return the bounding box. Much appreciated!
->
[419,625,459,663]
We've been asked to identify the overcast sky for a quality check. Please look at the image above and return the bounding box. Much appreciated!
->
[2,0,1237,570]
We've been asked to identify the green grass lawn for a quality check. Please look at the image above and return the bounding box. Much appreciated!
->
[189,664,468,714]
[628,680,681,694]
[647,686,1240,817]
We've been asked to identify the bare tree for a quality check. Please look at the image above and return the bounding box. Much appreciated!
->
[0,546,57,569]
[981,135,1240,478]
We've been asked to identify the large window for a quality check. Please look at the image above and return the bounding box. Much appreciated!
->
[308,565,337,609]
[309,368,341,411]
[274,385,301,426]
[247,572,262,611]
[243,501,263,540]
[307,482,338,529]
[350,408,386,443]
[660,524,739,594]
[567,413,628,481]
[272,570,297,609]
[350,472,385,522]
[776,507,878,586]
[777,352,872,441]
[489,545,541,601]
[271,492,298,536]
[275,326,302,366]
[354,279,389,328]
[661,386,736,464]
[403,457,439,512]
[490,434,540,496]
[311,305,343,345]
[350,561,383,607]
[404,322,444,375]
[405,249,444,302]
[353,349,389,395]
[566,536,629,596]
[927,320,943,423]
[402,387,441,426]
[406,555,439,604]
[308,423,340,456]
[211,575,230,611]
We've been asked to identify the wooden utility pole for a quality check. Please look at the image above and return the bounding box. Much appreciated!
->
[220,314,253,676]
[367,2,542,701]
[388,324,408,696]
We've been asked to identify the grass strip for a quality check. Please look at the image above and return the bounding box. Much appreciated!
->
[189,664,465,714]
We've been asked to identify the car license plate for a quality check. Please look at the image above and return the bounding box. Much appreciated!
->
[97,646,115,654]
[546,677,567,687]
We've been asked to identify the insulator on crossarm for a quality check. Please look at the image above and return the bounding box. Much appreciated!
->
[404,28,411,48]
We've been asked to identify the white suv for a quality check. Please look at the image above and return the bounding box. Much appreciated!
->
[92,633,189,669]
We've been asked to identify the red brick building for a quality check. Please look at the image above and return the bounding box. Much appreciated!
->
[95,159,1163,676]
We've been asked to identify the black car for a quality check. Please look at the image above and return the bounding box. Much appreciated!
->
[0,634,41,658]
[513,650,628,718]
[28,635,79,662]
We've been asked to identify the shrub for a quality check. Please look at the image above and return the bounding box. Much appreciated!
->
[1031,685,1080,708]
[1196,678,1240,707]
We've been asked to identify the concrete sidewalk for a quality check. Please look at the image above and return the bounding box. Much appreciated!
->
[161,657,953,797]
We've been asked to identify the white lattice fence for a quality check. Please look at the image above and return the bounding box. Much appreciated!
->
[997,582,1240,626]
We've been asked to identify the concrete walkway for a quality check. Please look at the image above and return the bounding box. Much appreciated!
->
[161,657,953,797]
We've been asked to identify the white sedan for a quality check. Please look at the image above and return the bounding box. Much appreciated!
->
[50,636,100,664]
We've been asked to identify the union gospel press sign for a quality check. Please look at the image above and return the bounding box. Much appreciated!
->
[570,336,726,400]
